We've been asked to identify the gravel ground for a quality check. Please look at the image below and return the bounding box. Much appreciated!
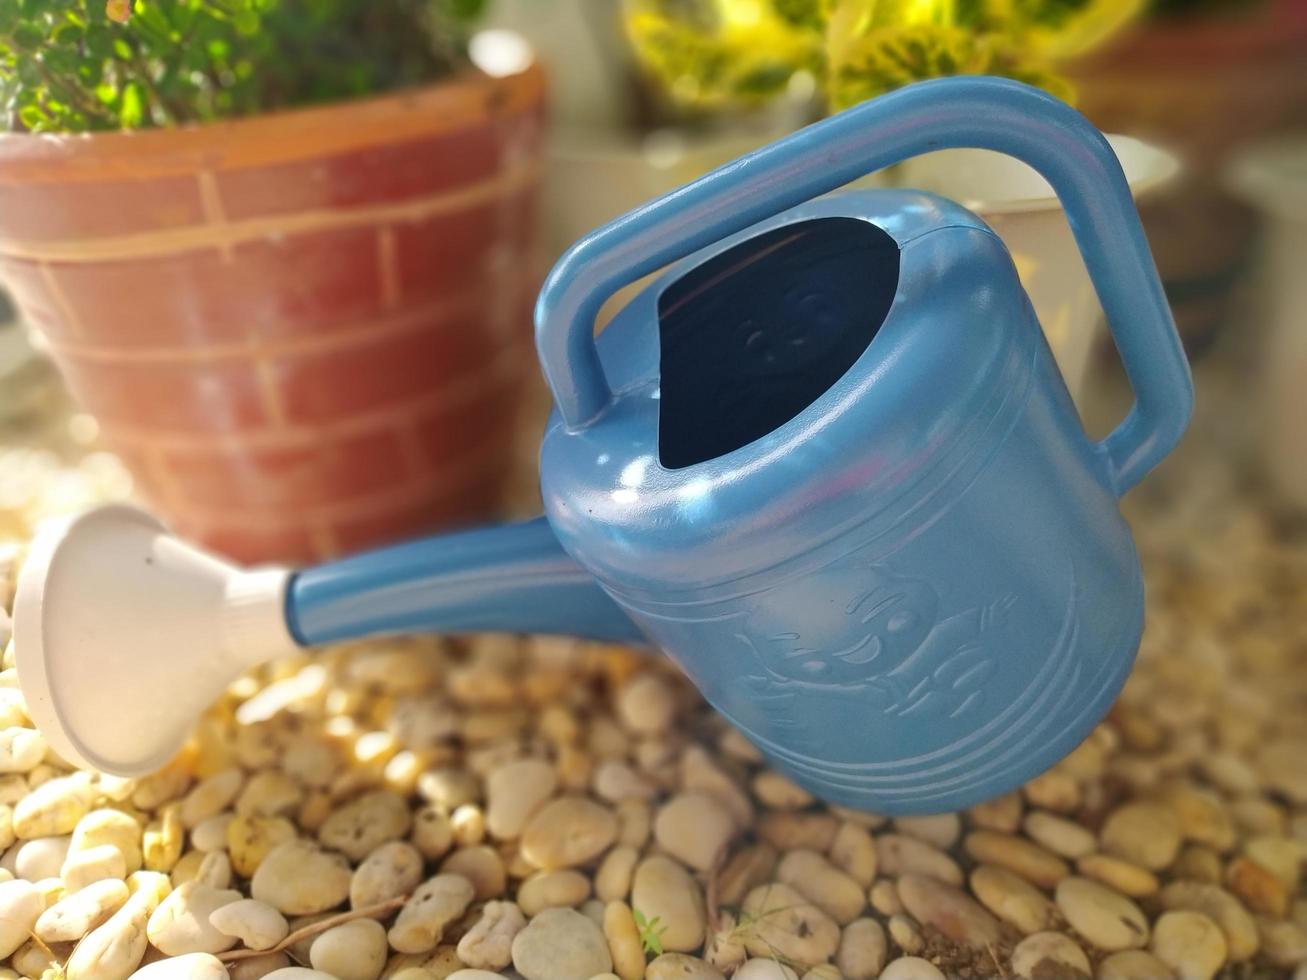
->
[0,364,1302,980]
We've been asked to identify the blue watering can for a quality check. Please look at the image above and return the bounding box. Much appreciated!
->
[14,77,1192,815]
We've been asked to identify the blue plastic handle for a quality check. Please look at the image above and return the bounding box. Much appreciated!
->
[535,76,1192,495]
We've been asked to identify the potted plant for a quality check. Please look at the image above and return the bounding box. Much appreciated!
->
[0,0,546,563]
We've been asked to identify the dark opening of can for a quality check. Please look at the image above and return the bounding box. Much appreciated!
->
[657,217,900,469]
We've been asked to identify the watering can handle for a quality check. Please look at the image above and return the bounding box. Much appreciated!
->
[536,75,1192,495]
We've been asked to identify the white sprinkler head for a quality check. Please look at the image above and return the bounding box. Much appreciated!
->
[13,505,300,775]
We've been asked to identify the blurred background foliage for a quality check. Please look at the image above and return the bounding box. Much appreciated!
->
[0,0,486,132]
[622,0,1147,113]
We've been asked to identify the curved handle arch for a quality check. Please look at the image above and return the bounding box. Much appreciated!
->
[535,75,1192,494]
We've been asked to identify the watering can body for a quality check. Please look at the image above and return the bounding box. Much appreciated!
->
[539,190,1141,813]
[13,77,1192,815]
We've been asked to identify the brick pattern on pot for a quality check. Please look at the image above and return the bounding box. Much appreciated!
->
[0,71,547,564]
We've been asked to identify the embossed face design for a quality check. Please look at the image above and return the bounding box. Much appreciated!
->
[744,563,941,685]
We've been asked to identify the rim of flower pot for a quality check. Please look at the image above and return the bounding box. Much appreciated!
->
[0,61,544,184]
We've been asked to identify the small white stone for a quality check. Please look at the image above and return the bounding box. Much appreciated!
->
[1010,931,1091,978]
[35,876,129,943]
[617,673,676,734]
[879,957,948,980]
[309,917,388,980]
[210,898,289,951]
[145,881,241,955]
[511,906,613,980]
[127,952,230,979]
[0,879,42,957]
[654,792,736,873]
[387,873,475,954]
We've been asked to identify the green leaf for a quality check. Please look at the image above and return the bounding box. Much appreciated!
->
[10,23,46,51]
[119,78,143,125]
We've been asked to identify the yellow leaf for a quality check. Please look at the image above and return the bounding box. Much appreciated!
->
[106,0,132,24]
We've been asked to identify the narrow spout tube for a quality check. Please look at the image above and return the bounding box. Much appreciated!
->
[287,516,644,646]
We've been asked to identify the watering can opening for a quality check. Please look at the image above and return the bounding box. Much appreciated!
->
[656,216,900,469]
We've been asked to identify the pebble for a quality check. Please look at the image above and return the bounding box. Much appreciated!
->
[227,814,297,879]
[0,879,42,957]
[680,746,753,828]
[963,829,1069,887]
[1256,917,1307,969]
[887,913,922,954]
[0,728,45,774]
[734,961,796,980]
[388,873,475,954]
[1023,810,1096,859]
[829,821,877,886]
[775,848,865,924]
[879,957,947,980]
[1097,949,1176,980]
[12,833,70,880]
[260,970,337,980]
[1226,855,1288,916]
[250,840,351,915]
[601,899,644,980]
[617,673,676,734]
[145,881,241,955]
[1054,876,1149,951]
[631,855,705,952]
[647,953,725,979]
[62,841,127,892]
[209,898,289,950]
[757,812,837,852]
[970,864,1056,934]
[36,876,129,942]
[318,791,412,861]
[67,887,163,980]
[1158,881,1259,961]
[835,917,887,979]
[484,759,557,842]
[127,953,230,979]
[350,840,423,909]
[1075,853,1159,897]
[180,769,244,828]
[740,882,840,968]
[440,844,507,900]
[968,792,1023,833]
[518,869,590,916]
[72,808,144,873]
[1151,911,1227,980]
[875,833,963,885]
[897,873,1000,948]
[1155,784,1236,851]
[309,918,389,980]
[457,899,525,970]
[1100,802,1182,871]
[653,792,735,872]
[512,906,613,980]
[752,771,812,810]
[893,814,961,850]
[522,796,618,870]
[869,880,903,916]
[595,845,639,902]
[1010,931,1091,978]
[13,772,94,838]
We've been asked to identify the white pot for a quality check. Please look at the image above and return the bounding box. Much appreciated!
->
[547,129,1177,400]
[1228,137,1307,508]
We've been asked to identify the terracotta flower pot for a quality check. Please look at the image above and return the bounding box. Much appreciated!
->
[0,65,546,564]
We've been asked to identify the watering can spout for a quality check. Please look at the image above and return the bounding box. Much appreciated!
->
[286,516,643,646]
[13,505,640,776]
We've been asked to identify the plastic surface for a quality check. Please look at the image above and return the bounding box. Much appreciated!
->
[289,516,643,645]
[12,506,296,775]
